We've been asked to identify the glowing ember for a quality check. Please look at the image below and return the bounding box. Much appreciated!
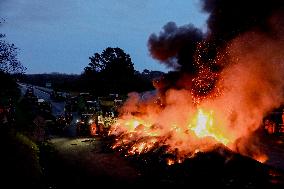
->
[254,154,268,163]
[167,158,175,166]
[128,138,158,155]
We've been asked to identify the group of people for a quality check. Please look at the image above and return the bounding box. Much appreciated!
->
[88,111,117,137]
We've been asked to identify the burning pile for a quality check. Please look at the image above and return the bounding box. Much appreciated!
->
[109,0,284,165]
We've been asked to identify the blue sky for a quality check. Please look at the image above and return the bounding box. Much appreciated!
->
[0,0,208,74]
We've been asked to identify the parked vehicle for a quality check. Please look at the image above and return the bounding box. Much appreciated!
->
[76,113,97,136]
[85,100,100,114]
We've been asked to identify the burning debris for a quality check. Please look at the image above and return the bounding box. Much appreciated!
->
[108,0,284,169]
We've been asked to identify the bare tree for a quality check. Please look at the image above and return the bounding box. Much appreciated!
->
[0,19,26,74]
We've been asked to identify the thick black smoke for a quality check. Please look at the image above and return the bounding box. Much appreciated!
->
[148,0,284,95]
[148,22,203,73]
[203,0,284,45]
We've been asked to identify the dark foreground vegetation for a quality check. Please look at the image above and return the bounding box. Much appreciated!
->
[0,71,42,188]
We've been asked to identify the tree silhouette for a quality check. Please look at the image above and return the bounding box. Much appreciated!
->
[0,19,25,74]
[83,47,136,94]
[86,47,134,76]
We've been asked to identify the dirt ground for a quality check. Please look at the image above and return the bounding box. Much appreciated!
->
[41,134,284,189]
[43,137,142,188]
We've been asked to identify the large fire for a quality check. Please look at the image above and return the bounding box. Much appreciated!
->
[109,98,268,164]
[108,19,284,165]
[109,98,241,164]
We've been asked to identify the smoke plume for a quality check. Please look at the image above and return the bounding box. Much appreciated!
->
[148,22,203,72]
[110,0,284,161]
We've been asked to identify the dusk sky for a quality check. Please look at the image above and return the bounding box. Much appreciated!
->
[0,0,208,74]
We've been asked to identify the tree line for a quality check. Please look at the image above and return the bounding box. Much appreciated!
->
[18,47,164,95]
[81,47,163,95]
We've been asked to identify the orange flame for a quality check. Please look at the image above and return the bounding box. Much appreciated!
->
[90,123,97,136]
[167,158,175,166]
[109,107,235,161]
[254,154,268,163]
[109,87,268,165]
[189,108,229,145]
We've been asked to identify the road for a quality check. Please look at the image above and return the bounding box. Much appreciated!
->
[18,83,65,117]
[19,83,78,136]
[45,137,142,188]
[34,87,65,117]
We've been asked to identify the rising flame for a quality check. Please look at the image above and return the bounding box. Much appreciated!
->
[109,106,237,163]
